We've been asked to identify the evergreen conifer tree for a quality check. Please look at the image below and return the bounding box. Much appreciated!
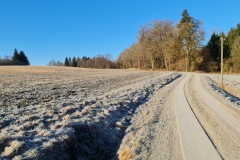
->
[19,51,30,65]
[12,49,19,62]
[68,57,72,66]
[72,57,78,67]
[64,57,69,66]
[177,9,204,72]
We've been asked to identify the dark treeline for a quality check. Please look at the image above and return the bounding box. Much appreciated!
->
[206,25,240,73]
[0,49,30,66]
[48,54,118,69]
[59,54,118,69]
[117,9,240,73]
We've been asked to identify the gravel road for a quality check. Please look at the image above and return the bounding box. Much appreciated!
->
[174,74,221,160]
[119,72,240,160]
[185,73,240,160]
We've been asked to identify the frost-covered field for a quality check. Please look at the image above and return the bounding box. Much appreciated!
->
[201,73,240,110]
[205,73,240,97]
[0,66,181,159]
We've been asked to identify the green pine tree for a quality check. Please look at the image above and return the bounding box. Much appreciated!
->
[68,57,72,66]
[19,51,30,65]
[206,32,221,70]
[177,9,204,72]
[72,57,77,67]
[12,48,19,62]
[64,57,69,66]
[180,9,193,23]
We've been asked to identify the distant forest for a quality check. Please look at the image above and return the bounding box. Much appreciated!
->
[0,49,30,66]
[49,54,118,69]
[49,9,240,73]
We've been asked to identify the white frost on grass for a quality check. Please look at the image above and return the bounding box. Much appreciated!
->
[0,67,181,159]
[206,74,240,97]
[202,74,240,108]
[2,140,24,157]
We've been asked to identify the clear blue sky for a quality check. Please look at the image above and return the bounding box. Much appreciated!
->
[0,0,239,66]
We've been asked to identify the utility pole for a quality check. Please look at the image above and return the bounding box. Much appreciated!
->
[221,37,224,86]
[186,55,188,72]
[186,51,188,72]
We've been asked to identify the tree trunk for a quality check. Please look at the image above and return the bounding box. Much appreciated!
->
[138,59,141,69]
[168,59,171,70]
[164,54,169,71]
[185,51,189,72]
[151,57,155,70]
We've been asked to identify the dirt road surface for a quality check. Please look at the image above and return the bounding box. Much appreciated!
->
[119,72,240,160]
[185,73,240,160]
[174,74,221,160]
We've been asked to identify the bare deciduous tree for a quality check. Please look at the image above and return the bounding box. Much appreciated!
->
[117,10,205,71]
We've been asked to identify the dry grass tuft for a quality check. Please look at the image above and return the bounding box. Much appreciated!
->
[37,130,52,137]
[22,149,39,159]
[217,83,240,98]
[2,140,24,156]
[62,114,71,120]
[12,155,23,160]
[118,149,133,160]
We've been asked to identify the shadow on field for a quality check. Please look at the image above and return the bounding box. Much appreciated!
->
[38,73,182,160]
[207,77,240,106]
[70,123,123,160]
[40,104,143,160]
[39,88,153,160]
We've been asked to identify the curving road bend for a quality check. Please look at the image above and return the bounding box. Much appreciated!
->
[118,72,240,160]
[185,73,240,160]
[174,74,222,160]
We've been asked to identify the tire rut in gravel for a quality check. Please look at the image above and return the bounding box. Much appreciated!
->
[185,73,240,160]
